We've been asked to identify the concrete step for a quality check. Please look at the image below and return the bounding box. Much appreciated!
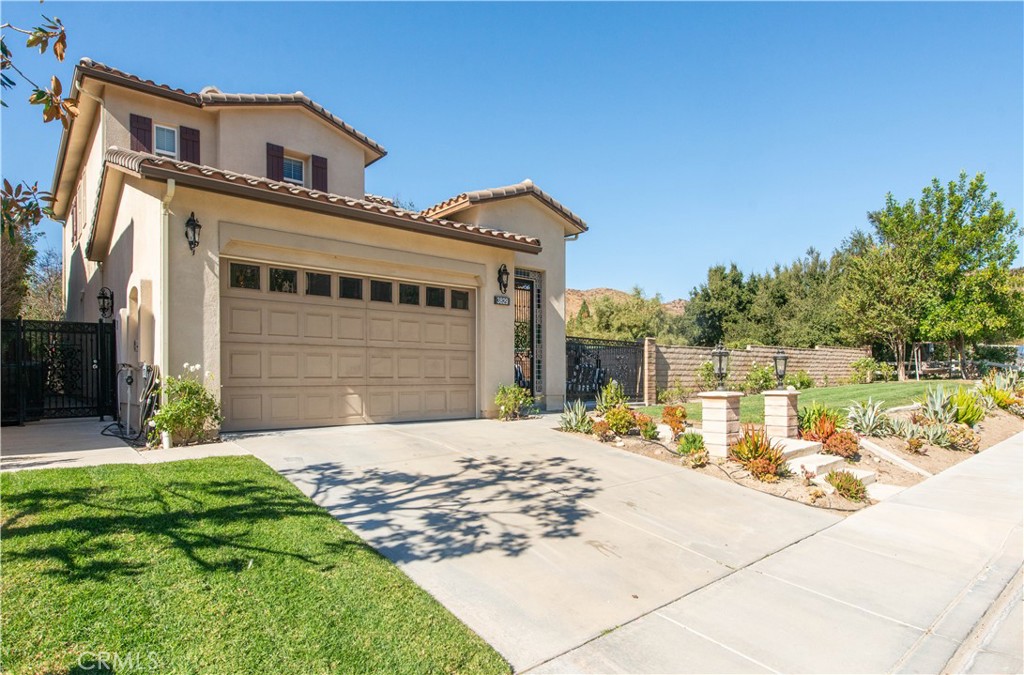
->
[772,437,822,460]
[866,482,907,501]
[787,453,846,478]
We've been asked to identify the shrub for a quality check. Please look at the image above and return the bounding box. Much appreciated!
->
[495,384,535,421]
[823,430,860,459]
[783,370,815,390]
[592,420,614,442]
[559,399,593,434]
[604,405,637,436]
[802,415,837,443]
[595,380,629,414]
[689,448,709,468]
[657,379,692,404]
[949,387,985,427]
[696,361,723,392]
[639,418,660,440]
[825,470,868,502]
[850,357,879,384]
[149,364,223,445]
[878,362,896,382]
[677,432,705,456]
[729,424,787,481]
[905,437,925,454]
[743,363,776,394]
[945,424,980,453]
[846,398,890,436]
[798,402,843,434]
[661,405,687,437]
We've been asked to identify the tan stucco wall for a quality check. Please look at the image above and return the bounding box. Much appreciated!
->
[100,87,220,167]
[216,108,366,198]
[452,199,572,412]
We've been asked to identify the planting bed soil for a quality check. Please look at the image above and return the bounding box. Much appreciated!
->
[865,408,1022,476]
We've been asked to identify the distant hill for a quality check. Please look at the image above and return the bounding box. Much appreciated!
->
[566,288,687,318]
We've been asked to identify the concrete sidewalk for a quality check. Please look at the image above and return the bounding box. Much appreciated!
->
[1,418,250,471]
[534,432,1024,674]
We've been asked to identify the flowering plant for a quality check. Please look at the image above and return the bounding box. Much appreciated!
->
[148,363,223,446]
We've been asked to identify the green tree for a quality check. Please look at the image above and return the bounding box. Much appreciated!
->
[576,299,590,322]
[681,263,750,346]
[912,172,1022,370]
[21,248,64,320]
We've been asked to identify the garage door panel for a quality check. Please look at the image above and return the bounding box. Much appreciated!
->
[304,312,333,339]
[221,260,475,430]
[268,310,300,337]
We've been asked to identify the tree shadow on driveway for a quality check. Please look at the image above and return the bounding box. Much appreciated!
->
[279,454,602,563]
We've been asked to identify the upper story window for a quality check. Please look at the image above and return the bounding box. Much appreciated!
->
[154,125,177,158]
[282,156,304,185]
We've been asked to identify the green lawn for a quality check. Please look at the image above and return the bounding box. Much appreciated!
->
[0,456,507,675]
[638,380,971,425]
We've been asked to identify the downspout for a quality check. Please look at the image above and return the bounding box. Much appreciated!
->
[564,233,579,241]
[160,179,176,399]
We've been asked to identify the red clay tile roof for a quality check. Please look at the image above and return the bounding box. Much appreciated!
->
[423,179,588,233]
[104,148,541,253]
[77,58,387,164]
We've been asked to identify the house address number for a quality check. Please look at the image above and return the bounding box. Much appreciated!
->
[494,295,510,306]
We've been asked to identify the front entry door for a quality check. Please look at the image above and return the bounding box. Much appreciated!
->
[513,278,535,393]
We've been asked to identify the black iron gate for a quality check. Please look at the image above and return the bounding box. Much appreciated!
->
[566,336,643,401]
[514,278,536,393]
[1,318,117,425]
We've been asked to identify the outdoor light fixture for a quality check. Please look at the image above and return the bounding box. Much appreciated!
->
[497,264,510,294]
[773,348,788,389]
[185,212,202,255]
[97,287,114,319]
[711,342,729,390]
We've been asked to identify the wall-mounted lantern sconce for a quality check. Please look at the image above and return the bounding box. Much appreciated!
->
[711,342,729,390]
[773,348,789,389]
[497,264,510,294]
[97,287,114,319]
[185,212,202,255]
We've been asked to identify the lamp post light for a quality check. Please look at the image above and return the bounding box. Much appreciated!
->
[185,212,202,255]
[773,348,789,389]
[97,287,114,320]
[497,264,510,295]
[711,342,729,391]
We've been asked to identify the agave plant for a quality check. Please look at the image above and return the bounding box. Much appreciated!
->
[558,399,593,434]
[920,422,950,448]
[949,387,985,427]
[846,398,890,436]
[921,386,955,425]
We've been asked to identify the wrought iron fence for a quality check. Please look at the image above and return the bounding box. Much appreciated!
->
[566,336,643,402]
[1,318,117,425]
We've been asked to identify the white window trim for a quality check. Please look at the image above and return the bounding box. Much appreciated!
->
[154,124,178,159]
[282,155,305,185]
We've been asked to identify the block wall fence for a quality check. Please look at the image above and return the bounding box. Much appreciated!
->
[641,340,872,405]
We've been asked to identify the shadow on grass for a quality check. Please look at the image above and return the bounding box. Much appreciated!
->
[280,453,602,563]
[1,469,372,582]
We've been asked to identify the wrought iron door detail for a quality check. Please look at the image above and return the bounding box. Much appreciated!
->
[1,319,117,425]
[566,336,643,401]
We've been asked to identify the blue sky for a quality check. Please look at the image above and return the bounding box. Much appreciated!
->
[2,1,1021,300]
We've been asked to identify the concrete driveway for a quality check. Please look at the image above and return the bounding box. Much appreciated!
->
[232,416,840,671]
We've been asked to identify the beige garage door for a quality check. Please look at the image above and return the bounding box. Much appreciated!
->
[220,259,476,431]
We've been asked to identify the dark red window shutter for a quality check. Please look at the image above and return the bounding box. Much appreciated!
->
[267,143,284,181]
[311,155,328,191]
[130,114,152,153]
[180,126,200,164]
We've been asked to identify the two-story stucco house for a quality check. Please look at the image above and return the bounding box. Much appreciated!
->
[52,59,586,431]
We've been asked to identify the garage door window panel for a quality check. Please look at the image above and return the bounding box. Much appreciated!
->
[426,287,445,308]
[306,272,332,297]
[230,263,261,290]
[340,276,363,300]
[270,268,298,294]
[399,284,420,306]
[451,290,470,310]
[371,280,393,303]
